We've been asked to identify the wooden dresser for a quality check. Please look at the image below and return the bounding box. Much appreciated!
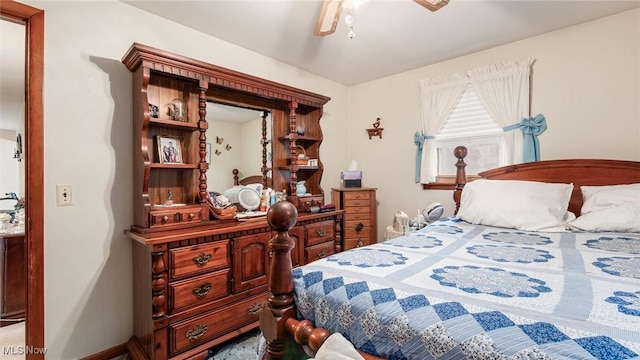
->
[122,43,341,360]
[126,211,341,360]
[332,187,377,250]
[0,233,26,327]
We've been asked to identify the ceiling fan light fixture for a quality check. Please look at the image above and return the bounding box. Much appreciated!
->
[412,0,449,12]
[314,0,344,36]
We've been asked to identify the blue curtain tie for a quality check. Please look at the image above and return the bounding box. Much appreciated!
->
[414,131,424,183]
[519,114,547,162]
[503,123,520,132]
[414,131,434,183]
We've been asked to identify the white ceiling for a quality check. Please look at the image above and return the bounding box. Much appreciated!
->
[122,0,639,86]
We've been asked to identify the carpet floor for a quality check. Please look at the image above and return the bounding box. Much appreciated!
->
[206,329,262,360]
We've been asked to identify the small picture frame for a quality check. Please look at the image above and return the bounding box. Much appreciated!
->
[206,143,212,164]
[157,135,183,164]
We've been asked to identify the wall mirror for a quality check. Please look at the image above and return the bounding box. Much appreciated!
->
[205,101,272,194]
[0,14,26,347]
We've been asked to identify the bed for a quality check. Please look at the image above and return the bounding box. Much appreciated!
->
[259,146,640,360]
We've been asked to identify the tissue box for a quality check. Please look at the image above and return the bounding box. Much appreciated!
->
[341,171,362,188]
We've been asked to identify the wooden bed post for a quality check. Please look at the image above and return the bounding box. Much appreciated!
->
[261,201,299,360]
[453,146,468,215]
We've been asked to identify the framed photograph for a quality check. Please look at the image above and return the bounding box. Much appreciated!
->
[206,143,212,164]
[157,135,183,164]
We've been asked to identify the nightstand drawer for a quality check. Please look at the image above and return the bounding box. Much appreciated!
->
[344,199,370,207]
[306,220,335,246]
[344,192,370,201]
[344,211,370,222]
[344,238,368,250]
[344,220,371,238]
[169,269,230,311]
[344,206,369,216]
[170,241,230,279]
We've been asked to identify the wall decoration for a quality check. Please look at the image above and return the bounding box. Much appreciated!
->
[215,149,221,156]
[156,135,183,164]
[366,117,384,139]
[226,144,232,151]
[216,136,224,144]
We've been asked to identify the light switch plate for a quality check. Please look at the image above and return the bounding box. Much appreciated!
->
[56,184,73,206]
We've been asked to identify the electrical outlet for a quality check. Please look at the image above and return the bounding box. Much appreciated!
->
[56,185,73,206]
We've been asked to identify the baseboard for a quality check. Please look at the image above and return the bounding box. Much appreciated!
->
[79,342,128,360]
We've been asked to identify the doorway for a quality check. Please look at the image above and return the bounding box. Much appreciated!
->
[0,1,44,359]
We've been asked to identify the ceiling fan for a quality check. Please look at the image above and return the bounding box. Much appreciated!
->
[314,0,450,37]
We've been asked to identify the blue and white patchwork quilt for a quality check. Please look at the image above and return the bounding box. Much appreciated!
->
[292,217,640,359]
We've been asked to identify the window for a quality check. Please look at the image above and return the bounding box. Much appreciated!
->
[435,84,501,179]
[417,59,534,188]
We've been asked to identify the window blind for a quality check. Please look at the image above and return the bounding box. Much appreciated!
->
[436,84,502,140]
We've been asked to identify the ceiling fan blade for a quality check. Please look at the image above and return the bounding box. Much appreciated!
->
[314,0,344,36]
[412,0,449,12]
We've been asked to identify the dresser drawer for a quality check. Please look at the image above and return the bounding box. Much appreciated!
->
[170,241,230,280]
[343,199,371,207]
[344,191,370,201]
[170,293,265,356]
[343,206,370,217]
[305,220,335,247]
[149,206,204,228]
[305,242,335,263]
[344,212,370,222]
[344,220,371,239]
[344,238,368,250]
[297,195,324,211]
[169,269,230,312]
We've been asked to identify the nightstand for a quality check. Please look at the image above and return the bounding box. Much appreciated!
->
[332,187,377,250]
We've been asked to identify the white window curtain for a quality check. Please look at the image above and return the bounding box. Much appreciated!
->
[418,73,468,183]
[467,59,534,166]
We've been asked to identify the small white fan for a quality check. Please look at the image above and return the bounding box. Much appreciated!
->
[422,203,444,223]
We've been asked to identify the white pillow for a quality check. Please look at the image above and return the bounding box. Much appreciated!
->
[222,185,244,203]
[456,179,573,232]
[568,183,640,232]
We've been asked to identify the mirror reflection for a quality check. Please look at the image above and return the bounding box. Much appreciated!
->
[0,16,26,346]
[205,101,271,194]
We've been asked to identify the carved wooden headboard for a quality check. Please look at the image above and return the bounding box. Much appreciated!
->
[232,168,273,188]
[453,146,640,215]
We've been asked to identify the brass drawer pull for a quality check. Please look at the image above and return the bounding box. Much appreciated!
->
[162,215,169,222]
[192,252,212,267]
[247,302,264,316]
[317,250,327,259]
[268,249,273,258]
[188,213,195,219]
[186,324,208,341]
[357,239,364,247]
[316,228,326,237]
[355,222,364,233]
[192,283,211,298]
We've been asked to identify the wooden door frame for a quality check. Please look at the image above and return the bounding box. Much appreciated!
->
[0,1,44,358]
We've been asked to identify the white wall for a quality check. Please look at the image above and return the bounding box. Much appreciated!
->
[23,0,348,358]
[17,0,639,357]
[347,9,640,242]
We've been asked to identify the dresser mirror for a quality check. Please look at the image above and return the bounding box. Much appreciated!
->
[205,101,272,193]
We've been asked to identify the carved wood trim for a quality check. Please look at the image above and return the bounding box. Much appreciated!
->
[122,44,330,108]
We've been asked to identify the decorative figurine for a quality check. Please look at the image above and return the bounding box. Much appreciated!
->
[165,189,174,206]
